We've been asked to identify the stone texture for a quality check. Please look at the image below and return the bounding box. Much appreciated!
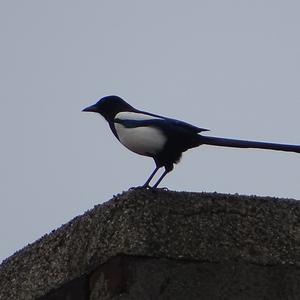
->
[90,255,300,300]
[0,189,300,299]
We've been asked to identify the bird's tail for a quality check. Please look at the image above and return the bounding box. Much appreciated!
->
[199,135,300,153]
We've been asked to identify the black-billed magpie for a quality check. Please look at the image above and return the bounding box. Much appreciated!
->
[82,95,300,188]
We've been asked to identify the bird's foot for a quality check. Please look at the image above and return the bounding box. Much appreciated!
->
[129,185,169,192]
[129,185,150,190]
[129,185,164,193]
[158,186,169,191]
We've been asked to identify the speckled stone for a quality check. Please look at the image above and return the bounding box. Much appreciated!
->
[0,189,300,299]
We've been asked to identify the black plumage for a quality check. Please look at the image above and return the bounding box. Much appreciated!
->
[83,95,300,188]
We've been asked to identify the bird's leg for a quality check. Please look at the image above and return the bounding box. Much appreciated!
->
[142,166,160,188]
[152,164,173,189]
[151,169,169,189]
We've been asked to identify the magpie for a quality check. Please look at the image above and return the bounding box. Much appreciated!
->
[82,95,300,188]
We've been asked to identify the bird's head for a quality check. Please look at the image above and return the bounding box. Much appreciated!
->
[82,95,135,121]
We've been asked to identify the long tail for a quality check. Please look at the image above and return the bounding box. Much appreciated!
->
[199,135,300,153]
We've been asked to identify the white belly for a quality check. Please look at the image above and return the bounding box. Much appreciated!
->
[114,123,166,156]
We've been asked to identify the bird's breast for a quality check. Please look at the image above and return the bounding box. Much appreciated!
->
[114,115,166,156]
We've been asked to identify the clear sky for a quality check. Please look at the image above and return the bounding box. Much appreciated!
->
[1,1,299,262]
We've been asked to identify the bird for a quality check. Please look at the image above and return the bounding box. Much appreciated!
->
[82,95,300,189]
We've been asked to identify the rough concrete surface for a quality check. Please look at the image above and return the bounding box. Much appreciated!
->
[0,189,300,299]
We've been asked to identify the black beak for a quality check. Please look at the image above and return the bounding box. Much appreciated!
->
[82,104,98,112]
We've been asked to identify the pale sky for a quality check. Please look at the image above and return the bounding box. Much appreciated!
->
[1,1,299,262]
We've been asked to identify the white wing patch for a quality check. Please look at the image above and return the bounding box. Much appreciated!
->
[115,111,163,121]
[114,112,166,156]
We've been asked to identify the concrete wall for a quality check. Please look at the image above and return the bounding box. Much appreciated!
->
[0,190,300,299]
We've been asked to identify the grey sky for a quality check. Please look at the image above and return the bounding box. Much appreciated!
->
[1,1,299,262]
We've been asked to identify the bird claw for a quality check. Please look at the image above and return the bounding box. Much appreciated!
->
[129,186,169,193]
[129,186,149,191]
[159,187,169,191]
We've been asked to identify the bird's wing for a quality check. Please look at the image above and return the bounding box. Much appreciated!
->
[163,116,209,133]
[115,111,209,133]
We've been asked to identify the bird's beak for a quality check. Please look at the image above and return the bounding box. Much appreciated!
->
[82,104,98,113]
